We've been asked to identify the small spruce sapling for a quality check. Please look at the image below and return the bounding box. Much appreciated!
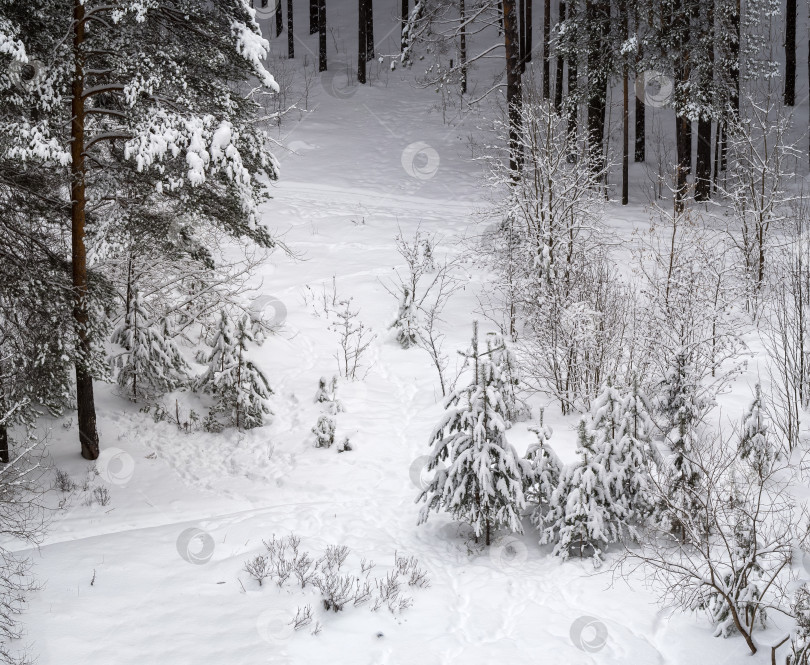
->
[525,408,562,528]
[111,289,189,401]
[390,286,420,349]
[196,311,273,431]
[313,415,336,448]
[417,322,527,546]
[738,384,774,475]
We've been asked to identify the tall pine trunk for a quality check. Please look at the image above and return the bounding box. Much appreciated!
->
[519,0,526,72]
[460,0,467,93]
[525,0,533,64]
[542,0,550,98]
[554,0,565,110]
[695,0,714,201]
[358,0,367,83]
[503,0,523,172]
[71,0,100,461]
[673,0,691,213]
[0,424,7,464]
[288,0,294,58]
[401,0,409,52]
[567,14,577,141]
[275,0,283,37]
[634,6,644,162]
[785,0,796,105]
[318,0,327,71]
[310,0,319,34]
[586,0,608,177]
[365,0,374,61]
[621,0,629,205]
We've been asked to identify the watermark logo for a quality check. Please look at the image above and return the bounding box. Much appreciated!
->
[401,142,440,180]
[570,615,608,653]
[256,609,295,643]
[251,294,288,328]
[320,61,358,100]
[409,455,445,491]
[176,527,216,565]
[96,447,135,486]
[489,535,528,572]
[635,70,673,108]
[252,0,280,20]
[9,59,45,91]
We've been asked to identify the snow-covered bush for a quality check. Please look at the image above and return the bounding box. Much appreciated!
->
[524,409,562,525]
[737,384,774,475]
[312,415,336,448]
[314,375,343,414]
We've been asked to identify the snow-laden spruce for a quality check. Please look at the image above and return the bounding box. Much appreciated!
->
[0,0,281,459]
[524,409,562,528]
[196,311,272,431]
[111,289,189,401]
[737,384,774,475]
[541,383,652,566]
[417,323,528,546]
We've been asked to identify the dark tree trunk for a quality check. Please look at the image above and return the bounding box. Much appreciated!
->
[318,0,327,71]
[310,0,319,34]
[567,15,577,139]
[712,119,721,191]
[72,0,100,461]
[0,424,7,464]
[621,0,628,205]
[358,0,367,83]
[288,0,294,58]
[503,0,523,172]
[673,0,691,213]
[634,5,644,162]
[586,0,608,175]
[365,0,374,60]
[275,0,283,37]
[785,0,796,105]
[694,0,714,201]
[695,117,712,200]
[519,0,526,71]
[525,0,532,63]
[460,0,467,93]
[543,0,550,97]
[401,0,408,52]
[554,0,565,110]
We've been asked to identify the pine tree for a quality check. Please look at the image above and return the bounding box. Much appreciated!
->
[197,312,272,431]
[1,0,280,459]
[525,409,562,526]
[417,323,527,545]
[541,419,618,567]
[737,384,773,475]
[613,380,654,523]
[111,290,189,401]
[487,332,525,425]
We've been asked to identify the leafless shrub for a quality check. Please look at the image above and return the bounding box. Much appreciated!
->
[52,468,75,493]
[92,486,110,507]
[292,604,313,630]
[242,555,271,587]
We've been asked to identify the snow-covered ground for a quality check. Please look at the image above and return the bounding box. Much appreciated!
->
[14,4,810,665]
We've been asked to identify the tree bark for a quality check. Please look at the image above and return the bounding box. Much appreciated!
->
[401,0,409,52]
[519,0,526,72]
[358,0,367,83]
[554,0,565,110]
[621,0,628,205]
[694,0,714,201]
[460,0,467,93]
[525,0,533,63]
[0,424,7,464]
[673,0,691,213]
[275,0,283,37]
[586,0,608,176]
[543,0,550,98]
[72,0,100,461]
[503,0,523,172]
[365,0,374,61]
[310,0,319,34]
[567,13,577,140]
[288,0,294,58]
[318,0,327,71]
[634,4,644,162]
[785,0,796,105]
